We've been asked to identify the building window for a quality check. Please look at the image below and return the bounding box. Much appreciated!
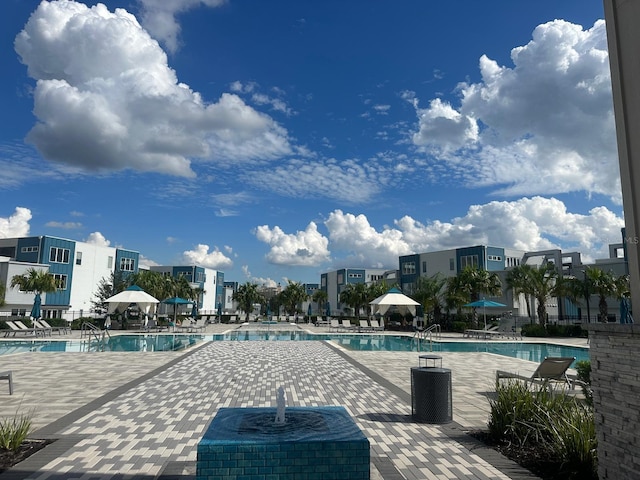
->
[450,258,455,271]
[120,257,135,271]
[76,251,82,265]
[422,261,427,273]
[53,274,68,290]
[460,255,479,269]
[49,247,70,264]
[488,255,502,262]
[402,261,416,275]
[337,273,344,284]
[21,246,39,253]
[348,273,363,278]
[321,277,326,287]
[107,256,113,269]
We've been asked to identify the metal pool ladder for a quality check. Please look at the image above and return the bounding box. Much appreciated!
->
[80,322,111,352]
[414,324,441,352]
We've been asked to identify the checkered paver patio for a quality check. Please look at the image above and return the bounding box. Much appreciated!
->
[0,326,572,479]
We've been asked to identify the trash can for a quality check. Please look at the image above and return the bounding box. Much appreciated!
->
[411,357,452,424]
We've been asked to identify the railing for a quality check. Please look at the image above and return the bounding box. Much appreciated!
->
[80,322,111,352]
[413,324,441,352]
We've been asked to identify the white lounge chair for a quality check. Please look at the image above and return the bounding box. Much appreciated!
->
[496,357,576,389]
[38,319,71,335]
[340,319,355,331]
[329,319,341,332]
[370,319,384,332]
[359,320,373,332]
[5,320,41,337]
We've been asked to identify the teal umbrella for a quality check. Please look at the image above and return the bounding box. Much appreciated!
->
[163,297,191,323]
[464,299,506,331]
[30,293,42,320]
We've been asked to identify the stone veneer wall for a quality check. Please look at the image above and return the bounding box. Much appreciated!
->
[587,324,640,479]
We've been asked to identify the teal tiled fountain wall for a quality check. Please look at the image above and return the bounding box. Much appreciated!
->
[197,406,370,480]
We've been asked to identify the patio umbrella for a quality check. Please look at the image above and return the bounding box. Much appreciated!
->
[464,299,507,331]
[307,303,312,317]
[191,302,199,318]
[325,302,331,317]
[30,293,42,320]
[217,302,223,322]
[162,297,192,323]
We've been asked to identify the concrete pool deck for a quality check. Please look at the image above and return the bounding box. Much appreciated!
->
[0,324,589,479]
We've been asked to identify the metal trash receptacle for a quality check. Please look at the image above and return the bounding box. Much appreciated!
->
[411,365,452,424]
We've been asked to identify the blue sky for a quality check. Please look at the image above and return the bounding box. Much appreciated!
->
[0,0,624,287]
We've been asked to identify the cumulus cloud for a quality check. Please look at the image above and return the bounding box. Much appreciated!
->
[241,265,278,287]
[182,244,233,269]
[254,222,330,266]
[409,19,619,201]
[138,0,227,53]
[15,1,291,177]
[85,232,111,247]
[323,197,624,269]
[0,207,31,238]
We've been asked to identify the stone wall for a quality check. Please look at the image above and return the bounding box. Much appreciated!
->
[587,324,640,479]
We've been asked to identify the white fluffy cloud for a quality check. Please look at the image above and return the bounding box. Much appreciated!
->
[138,0,226,53]
[85,232,111,247]
[182,244,233,269]
[322,197,624,269]
[254,222,330,266]
[0,207,31,238]
[15,1,291,177]
[410,20,620,201]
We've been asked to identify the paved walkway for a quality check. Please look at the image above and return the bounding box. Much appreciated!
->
[0,324,588,479]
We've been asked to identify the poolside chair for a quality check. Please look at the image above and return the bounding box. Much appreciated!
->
[32,320,52,336]
[496,357,576,389]
[340,319,355,331]
[0,371,13,395]
[5,320,41,337]
[359,320,373,332]
[370,319,383,332]
[329,319,341,332]
[38,319,71,335]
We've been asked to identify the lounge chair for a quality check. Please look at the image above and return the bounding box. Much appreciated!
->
[1,371,13,395]
[4,320,41,337]
[329,319,341,332]
[38,319,71,335]
[464,325,499,338]
[31,320,52,336]
[359,320,373,332]
[496,357,576,389]
[340,319,355,331]
[370,319,384,331]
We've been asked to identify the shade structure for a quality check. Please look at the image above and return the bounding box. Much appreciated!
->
[104,285,159,316]
[162,297,192,323]
[463,298,507,331]
[370,287,420,316]
[30,293,42,320]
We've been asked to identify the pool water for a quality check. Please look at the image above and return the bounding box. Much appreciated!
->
[0,331,589,365]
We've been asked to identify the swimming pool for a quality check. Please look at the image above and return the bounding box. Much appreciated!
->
[0,332,589,365]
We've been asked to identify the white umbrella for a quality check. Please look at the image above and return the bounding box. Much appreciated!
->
[369,287,420,316]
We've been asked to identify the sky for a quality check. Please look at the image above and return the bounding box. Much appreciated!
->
[0,0,625,287]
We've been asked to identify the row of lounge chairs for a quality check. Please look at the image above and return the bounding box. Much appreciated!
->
[2,319,71,337]
[329,319,384,333]
[463,324,521,340]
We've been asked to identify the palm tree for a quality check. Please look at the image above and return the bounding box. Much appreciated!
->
[366,282,389,317]
[11,268,58,318]
[312,289,328,317]
[505,264,535,321]
[412,274,446,325]
[339,283,369,320]
[279,281,308,316]
[0,281,6,307]
[584,267,622,322]
[527,263,562,327]
[448,267,502,327]
[233,283,262,321]
[91,270,126,313]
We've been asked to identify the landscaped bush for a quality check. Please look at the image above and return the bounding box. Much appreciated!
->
[0,413,32,452]
[488,379,597,479]
[575,360,592,406]
[521,324,586,338]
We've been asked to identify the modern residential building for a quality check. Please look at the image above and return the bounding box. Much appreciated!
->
[149,265,224,314]
[0,235,139,321]
[320,268,388,315]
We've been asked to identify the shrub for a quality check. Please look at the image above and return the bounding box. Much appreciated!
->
[0,413,32,452]
[575,360,593,406]
[521,323,547,337]
[488,380,597,478]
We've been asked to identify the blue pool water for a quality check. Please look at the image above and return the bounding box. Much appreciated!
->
[0,331,589,364]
